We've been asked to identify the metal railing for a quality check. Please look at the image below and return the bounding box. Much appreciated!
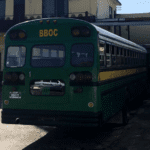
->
[3,11,96,22]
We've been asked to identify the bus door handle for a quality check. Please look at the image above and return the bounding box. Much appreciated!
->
[29,71,31,77]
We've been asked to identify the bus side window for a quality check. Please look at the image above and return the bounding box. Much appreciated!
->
[137,52,140,65]
[141,53,143,66]
[116,47,120,66]
[121,48,124,65]
[131,51,133,66]
[142,54,144,65]
[106,44,111,67]
[136,52,138,65]
[142,54,143,65]
[99,43,106,68]
[133,51,135,66]
[124,49,127,65]
[144,54,146,65]
[112,45,116,66]
[139,53,141,65]
[133,51,135,65]
[135,52,136,65]
[127,50,130,66]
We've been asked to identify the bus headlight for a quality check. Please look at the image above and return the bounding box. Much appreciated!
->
[71,28,80,36]
[84,72,92,81]
[76,73,84,82]
[70,73,76,80]
[11,73,18,82]
[9,30,26,40]
[81,27,91,37]
[10,32,17,39]
[19,73,25,80]
[4,73,11,81]
[71,26,91,37]
[18,31,26,39]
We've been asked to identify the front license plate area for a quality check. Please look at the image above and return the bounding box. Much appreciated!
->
[9,92,21,99]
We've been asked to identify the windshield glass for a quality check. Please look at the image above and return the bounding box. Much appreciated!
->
[6,46,26,67]
[31,45,65,67]
[71,44,94,67]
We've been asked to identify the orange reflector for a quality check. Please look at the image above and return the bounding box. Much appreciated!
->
[39,20,43,24]
[72,29,80,36]
[46,20,50,24]
[88,102,94,108]
[53,20,57,24]
[4,100,9,105]
[18,32,25,38]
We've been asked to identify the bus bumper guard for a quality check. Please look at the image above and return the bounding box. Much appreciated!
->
[2,109,102,127]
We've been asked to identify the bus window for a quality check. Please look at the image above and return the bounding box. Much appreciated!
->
[6,46,26,67]
[106,44,111,67]
[137,53,139,65]
[117,47,119,55]
[135,52,137,65]
[127,50,129,57]
[120,48,123,55]
[99,43,105,68]
[71,44,94,67]
[121,48,124,65]
[130,50,133,66]
[106,44,109,53]
[124,49,126,56]
[31,45,65,67]
[116,47,121,66]
[124,49,127,65]
[112,46,114,54]
[112,46,116,66]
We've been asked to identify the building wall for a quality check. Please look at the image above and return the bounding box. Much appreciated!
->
[116,13,150,18]
[96,0,109,19]
[5,0,14,20]
[68,0,97,17]
[25,0,42,19]
[116,13,150,45]
[5,0,120,19]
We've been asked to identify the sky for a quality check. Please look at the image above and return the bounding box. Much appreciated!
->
[116,0,150,14]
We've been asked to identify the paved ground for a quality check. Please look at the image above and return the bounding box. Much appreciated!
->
[100,99,150,150]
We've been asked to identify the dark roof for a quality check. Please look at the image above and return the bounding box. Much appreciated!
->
[116,0,122,5]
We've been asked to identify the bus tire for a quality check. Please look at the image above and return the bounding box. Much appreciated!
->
[122,103,129,126]
[122,90,130,126]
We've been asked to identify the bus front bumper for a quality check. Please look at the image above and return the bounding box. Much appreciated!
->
[2,109,102,127]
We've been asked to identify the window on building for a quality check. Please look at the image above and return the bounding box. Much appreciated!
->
[109,6,112,19]
[114,9,116,18]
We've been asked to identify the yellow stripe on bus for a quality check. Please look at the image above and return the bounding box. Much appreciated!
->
[98,67,146,81]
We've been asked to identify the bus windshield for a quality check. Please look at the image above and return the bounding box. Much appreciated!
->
[31,45,65,67]
[6,46,26,67]
[71,43,94,67]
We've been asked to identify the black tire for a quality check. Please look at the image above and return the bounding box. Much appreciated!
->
[122,90,130,126]
[122,104,129,126]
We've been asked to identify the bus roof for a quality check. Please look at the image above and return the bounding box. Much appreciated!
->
[91,23,147,53]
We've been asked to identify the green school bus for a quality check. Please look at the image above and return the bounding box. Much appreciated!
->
[1,18,148,127]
